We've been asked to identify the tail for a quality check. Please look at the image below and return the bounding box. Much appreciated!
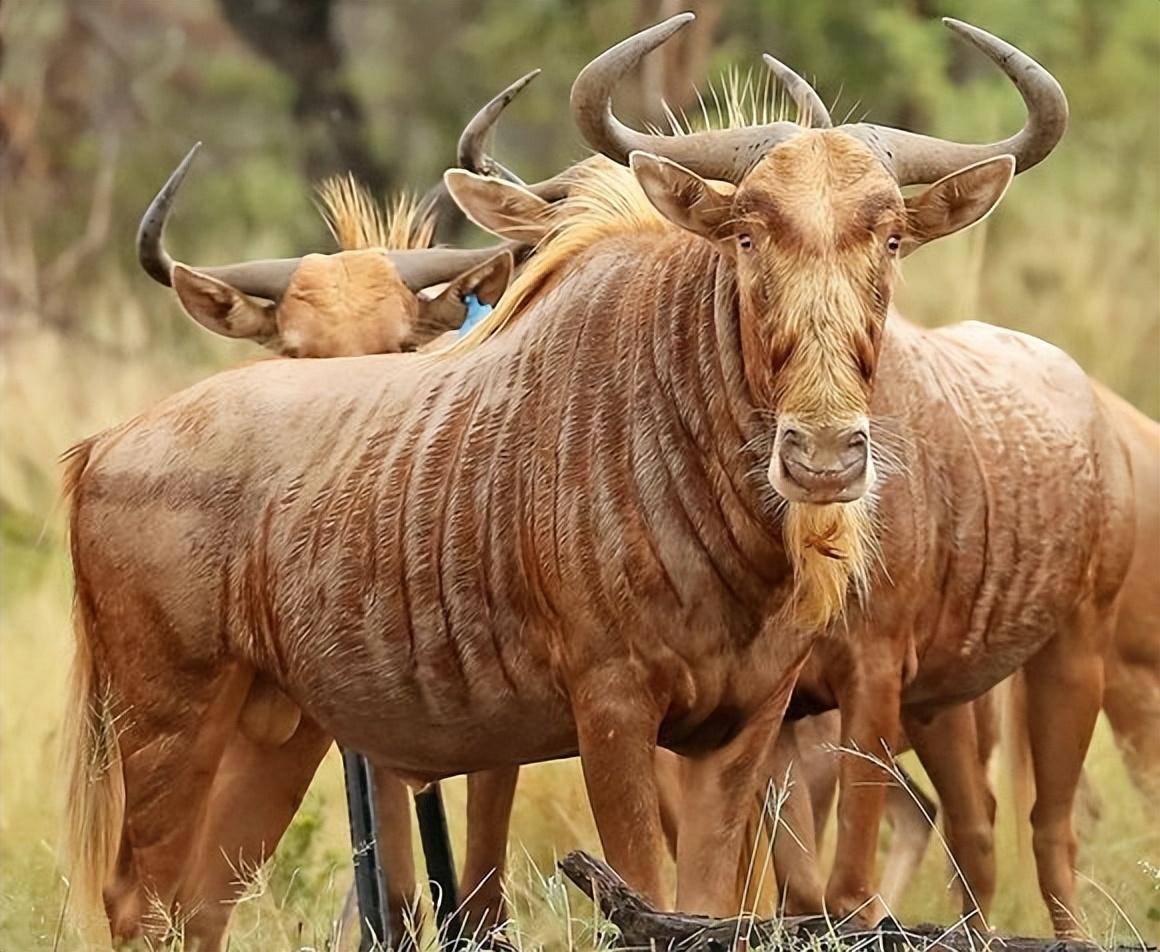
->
[997,673,1034,865]
[61,438,125,925]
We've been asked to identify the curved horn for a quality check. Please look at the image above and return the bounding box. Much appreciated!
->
[458,70,577,202]
[570,13,801,182]
[140,146,525,299]
[762,54,832,128]
[386,243,528,291]
[138,144,305,299]
[458,69,541,185]
[137,141,201,286]
[852,19,1067,185]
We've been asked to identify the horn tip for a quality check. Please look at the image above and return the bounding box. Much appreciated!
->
[941,17,983,42]
[512,69,542,93]
[652,11,695,36]
[173,142,203,182]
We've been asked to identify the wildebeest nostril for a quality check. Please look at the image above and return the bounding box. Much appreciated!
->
[776,422,869,499]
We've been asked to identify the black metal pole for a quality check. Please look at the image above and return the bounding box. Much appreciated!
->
[342,748,392,951]
[414,783,459,939]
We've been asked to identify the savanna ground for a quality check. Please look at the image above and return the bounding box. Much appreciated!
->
[1,1,1158,949]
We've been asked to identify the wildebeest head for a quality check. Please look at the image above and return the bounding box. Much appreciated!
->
[571,14,1063,507]
[137,145,515,357]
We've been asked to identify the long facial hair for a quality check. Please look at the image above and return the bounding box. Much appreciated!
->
[747,245,888,629]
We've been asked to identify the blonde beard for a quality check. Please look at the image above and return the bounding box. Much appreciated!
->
[782,498,877,630]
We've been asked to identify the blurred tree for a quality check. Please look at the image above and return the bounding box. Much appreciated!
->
[637,0,724,122]
[0,0,1154,409]
[218,0,390,192]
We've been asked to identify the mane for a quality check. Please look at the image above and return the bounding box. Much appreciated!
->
[316,174,436,252]
[653,66,805,136]
[444,156,670,354]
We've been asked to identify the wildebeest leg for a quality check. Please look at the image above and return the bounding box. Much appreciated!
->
[1102,650,1160,802]
[769,725,827,915]
[824,665,902,923]
[674,690,795,916]
[1022,623,1106,938]
[456,767,520,942]
[178,718,333,945]
[333,770,422,952]
[904,703,995,926]
[573,676,666,907]
[369,767,422,947]
[876,763,938,911]
[107,662,253,950]
[654,748,684,858]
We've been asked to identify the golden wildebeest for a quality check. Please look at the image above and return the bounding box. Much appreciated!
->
[124,73,556,939]
[63,15,1132,951]
[444,43,1158,934]
[134,156,522,944]
[119,74,631,947]
[452,12,1132,936]
[884,460,1160,925]
[449,12,1131,937]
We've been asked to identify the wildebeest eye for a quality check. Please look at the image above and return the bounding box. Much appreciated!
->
[737,234,753,250]
[886,234,902,255]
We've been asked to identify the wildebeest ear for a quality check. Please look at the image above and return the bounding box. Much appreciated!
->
[629,151,734,241]
[444,170,552,243]
[902,155,1015,257]
[413,251,514,344]
[443,250,514,307]
[171,265,279,343]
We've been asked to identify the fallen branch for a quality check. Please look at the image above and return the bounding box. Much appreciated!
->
[558,851,1151,952]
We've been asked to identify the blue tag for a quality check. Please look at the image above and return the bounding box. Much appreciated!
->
[458,292,493,337]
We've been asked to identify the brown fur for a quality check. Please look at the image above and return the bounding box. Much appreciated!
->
[66,132,1133,946]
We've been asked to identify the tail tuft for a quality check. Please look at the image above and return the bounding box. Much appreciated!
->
[61,437,126,926]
